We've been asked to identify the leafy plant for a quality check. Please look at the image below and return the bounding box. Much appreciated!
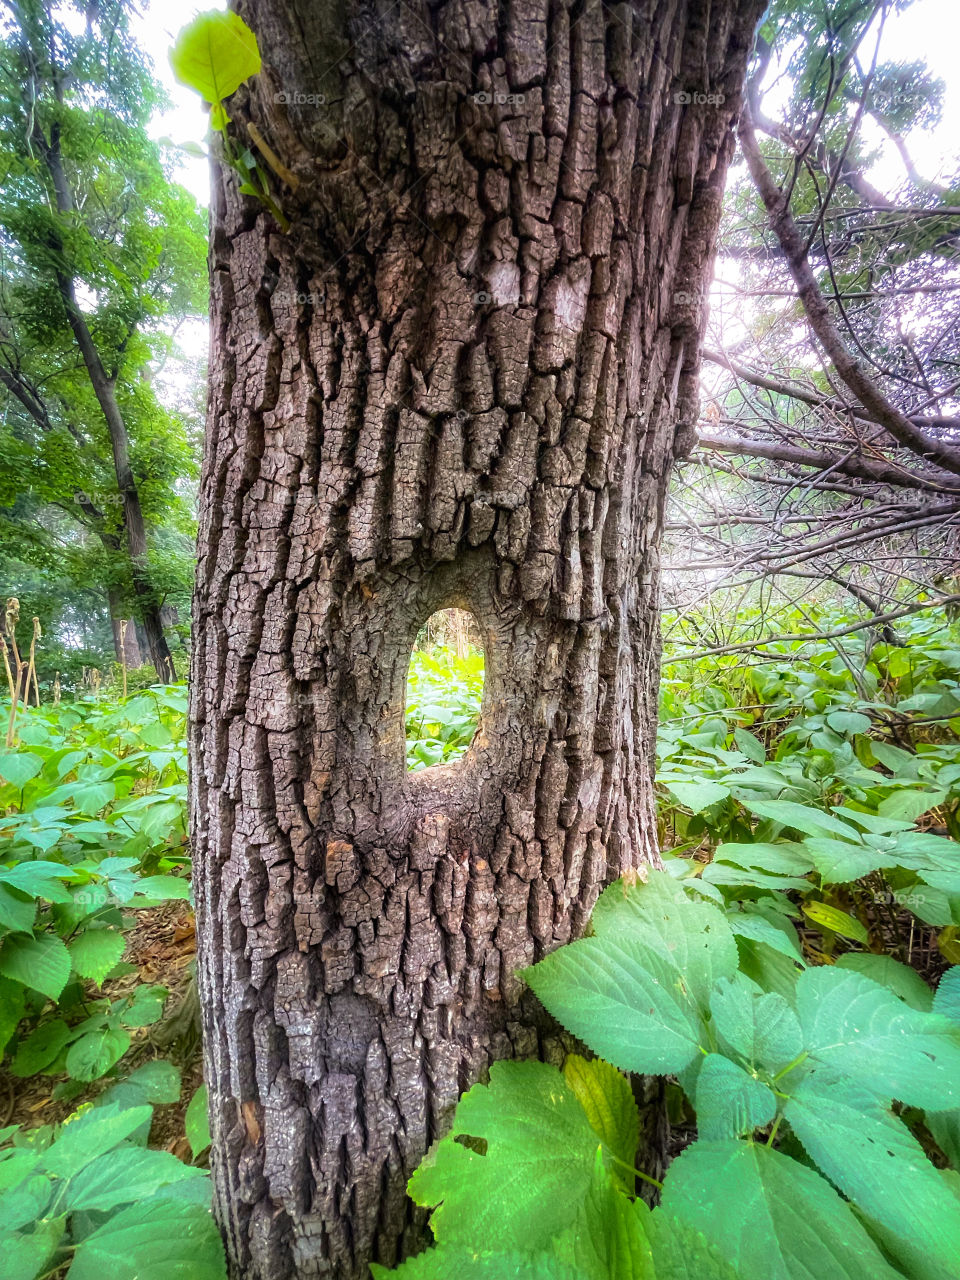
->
[379,873,960,1279]
[405,646,483,770]
[0,1093,226,1279]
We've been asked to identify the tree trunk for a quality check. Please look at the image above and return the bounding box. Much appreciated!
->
[108,593,143,669]
[190,2,763,1276]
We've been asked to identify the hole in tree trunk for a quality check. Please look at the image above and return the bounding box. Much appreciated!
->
[405,608,484,771]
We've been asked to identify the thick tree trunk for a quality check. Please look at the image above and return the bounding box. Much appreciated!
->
[191,2,763,1276]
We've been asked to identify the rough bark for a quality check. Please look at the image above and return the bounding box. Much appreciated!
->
[108,592,143,669]
[190,2,763,1276]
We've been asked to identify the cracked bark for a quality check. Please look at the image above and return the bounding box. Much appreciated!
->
[190,1,763,1276]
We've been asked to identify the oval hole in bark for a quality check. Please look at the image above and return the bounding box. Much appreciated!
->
[405,608,483,771]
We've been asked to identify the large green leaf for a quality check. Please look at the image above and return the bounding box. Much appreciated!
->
[572,1161,654,1280]
[370,1249,584,1279]
[0,861,75,903]
[169,10,261,127]
[801,901,868,944]
[0,884,35,934]
[66,1027,131,1081]
[660,1139,902,1279]
[935,967,960,1022]
[0,751,44,788]
[744,800,860,840]
[69,1192,226,1280]
[0,932,71,1000]
[695,1055,776,1140]
[563,1056,639,1189]
[801,836,893,883]
[41,1104,153,1179]
[589,873,738,1013]
[666,780,730,813]
[797,967,960,1108]
[69,928,126,986]
[836,952,934,1011]
[645,1212,742,1280]
[10,1018,72,1077]
[1,1215,64,1280]
[408,1061,599,1251]
[784,1071,960,1280]
[63,1146,205,1213]
[523,934,704,1076]
[185,1083,211,1158]
[726,908,804,966]
[709,974,803,1074]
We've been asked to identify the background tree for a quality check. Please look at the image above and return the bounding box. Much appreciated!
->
[666,0,960,655]
[0,0,206,681]
[188,1,765,1276]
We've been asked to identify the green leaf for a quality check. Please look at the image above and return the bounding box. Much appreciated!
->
[66,1027,131,1081]
[63,1145,206,1212]
[801,902,869,943]
[727,908,804,966]
[784,1071,960,1280]
[0,861,74,903]
[69,1192,226,1280]
[120,984,168,1028]
[801,836,892,884]
[0,976,26,1051]
[562,1056,639,1191]
[169,11,261,113]
[666,780,730,812]
[935,967,960,1023]
[132,875,191,901]
[10,1018,72,1077]
[41,1103,153,1179]
[826,710,871,735]
[645,1211,742,1280]
[408,1061,599,1251]
[589,873,738,1012]
[0,1214,64,1280]
[836,953,934,1011]
[185,1083,211,1158]
[745,799,860,840]
[572,1159,655,1280]
[69,929,126,986]
[797,967,960,1109]
[709,974,803,1074]
[0,752,44,788]
[695,1054,776,1139]
[736,938,802,1004]
[100,1059,181,1110]
[0,932,71,1000]
[660,1139,902,1279]
[523,934,704,1076]
[0,884,35,934]
[370,1249,582,1279]
[734,729,766,763]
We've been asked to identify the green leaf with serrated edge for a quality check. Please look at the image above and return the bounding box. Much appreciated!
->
[710,843,815,876]
[186,1083,211,1158]
[836,953,934,1011]
[0,976,26,1052]
[801,837,893,883]
[801,902,869,943]
[120,985,167,1028]
[726,911,804,966]
[523,935,704,1076]
[695,1054,776,1140]
[370,1249,583,1279]
[1,1214,64,1280]
[830,806,914,835]
[563,1056,639,1192]
[0,751,44,788]
[645,1211,743,1280]
[69,929,126,986]
[41,1104,153,1179]
[99,1059,181,1111]
[703,863,813,894]
[408,1061,599,1251]
[66,1027,131,1081]
[0,884,35,934]
[132,875,191,901]
[169,10,261,111]
[0,932,70,1000]
[660,1140,902,1280]
[63,1145,205,1212]
[10,1018,72,1077]
[935,968,960,1023]
[784,1070,960,1280]
[588,873,738,1013]
[69,1193,226,1280]
[709,974,803,1075]
[797,967,960,1109]
[735,938,802,1005]
[0,1171,52,1230]
[572,1156,655,1280]
[745,799,861,840]
[0,861,74,902]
